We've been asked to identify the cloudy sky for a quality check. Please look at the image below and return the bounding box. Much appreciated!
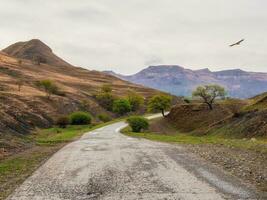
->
[0,0,267,74]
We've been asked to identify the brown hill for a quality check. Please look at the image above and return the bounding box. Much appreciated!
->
[167,97,267,138]
[0,40,163,136]
[2,39,71,67]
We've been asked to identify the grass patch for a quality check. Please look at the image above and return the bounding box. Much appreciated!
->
[0,146,58,200]
[122,127,267,154]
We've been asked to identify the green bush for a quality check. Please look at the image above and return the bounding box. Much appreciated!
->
[113,99,131,115]
[127,91,144,111]
[126,116,149,132]
[97,113,111,122]
[69,112,92,125]
[56,115,70,128]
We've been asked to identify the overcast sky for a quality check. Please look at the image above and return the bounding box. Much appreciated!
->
[0,0,267,74]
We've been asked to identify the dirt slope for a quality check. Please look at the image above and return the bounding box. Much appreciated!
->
[167,97,267,138]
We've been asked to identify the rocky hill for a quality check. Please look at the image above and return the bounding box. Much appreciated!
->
[106,65,267,98]
[0,39,162,136]
[2,39,71,67]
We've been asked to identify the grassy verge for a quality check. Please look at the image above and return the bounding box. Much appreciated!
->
[122,126,267,154]
[0,119,123,200]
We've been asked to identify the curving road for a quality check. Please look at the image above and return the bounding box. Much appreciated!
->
[7,115,262,200]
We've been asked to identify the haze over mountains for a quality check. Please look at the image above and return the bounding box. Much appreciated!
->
[105,65,267,98]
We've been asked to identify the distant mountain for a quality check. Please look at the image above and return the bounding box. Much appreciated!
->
[105,65,267,98]
[2,39,71,67]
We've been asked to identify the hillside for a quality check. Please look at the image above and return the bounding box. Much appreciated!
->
[0,39,162,137]
[106,65,267,98]
[167,95,267,138]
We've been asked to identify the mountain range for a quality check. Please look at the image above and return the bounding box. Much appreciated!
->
[105,65,267,98]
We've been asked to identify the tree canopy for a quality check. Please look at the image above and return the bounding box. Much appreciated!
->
[192,84,226,110]
[148,94,172,117]
[127,91,144,112]
[113,99,131,115]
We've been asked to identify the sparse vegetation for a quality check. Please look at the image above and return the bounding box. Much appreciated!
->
[192,84,226,110]
[37,80,59,99]
[127,91,144,111]
[183,97,191,104]
[113,99,131,115]
[69,111,92,125]
[97,113,111,122]
[96,85,115,111]
[32,55,46,65]
[17,59,22,65]
[56,115,70,128]
[15,79,24,91]
[126,116,149,132]
[148,94,172,117]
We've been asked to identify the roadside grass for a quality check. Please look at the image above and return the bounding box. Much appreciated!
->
[0,146,57,200]
[122,127,267,154]
[0,118,125,200]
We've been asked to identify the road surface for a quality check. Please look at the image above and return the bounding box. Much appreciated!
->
[8,115,262,200]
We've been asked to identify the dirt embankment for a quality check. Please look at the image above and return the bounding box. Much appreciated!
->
[167,99,267,138]
[167,103,233,134]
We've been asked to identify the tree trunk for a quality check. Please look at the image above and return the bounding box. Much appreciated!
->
[161,109,165,117]
[206,103,213,110]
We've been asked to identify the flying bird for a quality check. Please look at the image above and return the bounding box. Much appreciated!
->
[229,39,244,47]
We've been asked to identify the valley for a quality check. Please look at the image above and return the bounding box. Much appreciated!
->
[0,39,266,200]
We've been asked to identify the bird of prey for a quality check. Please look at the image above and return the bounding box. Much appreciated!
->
[229,39,244,47]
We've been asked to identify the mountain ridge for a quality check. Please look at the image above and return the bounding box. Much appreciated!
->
[104,65,267,98]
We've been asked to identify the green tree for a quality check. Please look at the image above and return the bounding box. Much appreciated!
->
[127,91,144,111]
[192,84,226,110]
[148,95,172,117]
[96,85,115,111]
[38,80,58,99]
[126,116,149,132]
[113,99,131,115]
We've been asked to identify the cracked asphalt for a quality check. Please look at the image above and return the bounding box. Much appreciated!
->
[7,115,263,200]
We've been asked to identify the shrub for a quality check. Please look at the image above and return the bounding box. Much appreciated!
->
[69,111,92,125]
[127,91,144,111]
[95,85,115,111]
[127,116,149,132]
[56,116,70,128]
[113,99,131,115]
[37,80,59,99]
[97,113,111,122]
[96,92,115,111]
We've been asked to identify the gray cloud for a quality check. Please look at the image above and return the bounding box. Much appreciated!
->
[0,0,267,74]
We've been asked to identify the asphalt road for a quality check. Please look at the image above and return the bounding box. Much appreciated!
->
[7,115,262,200]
